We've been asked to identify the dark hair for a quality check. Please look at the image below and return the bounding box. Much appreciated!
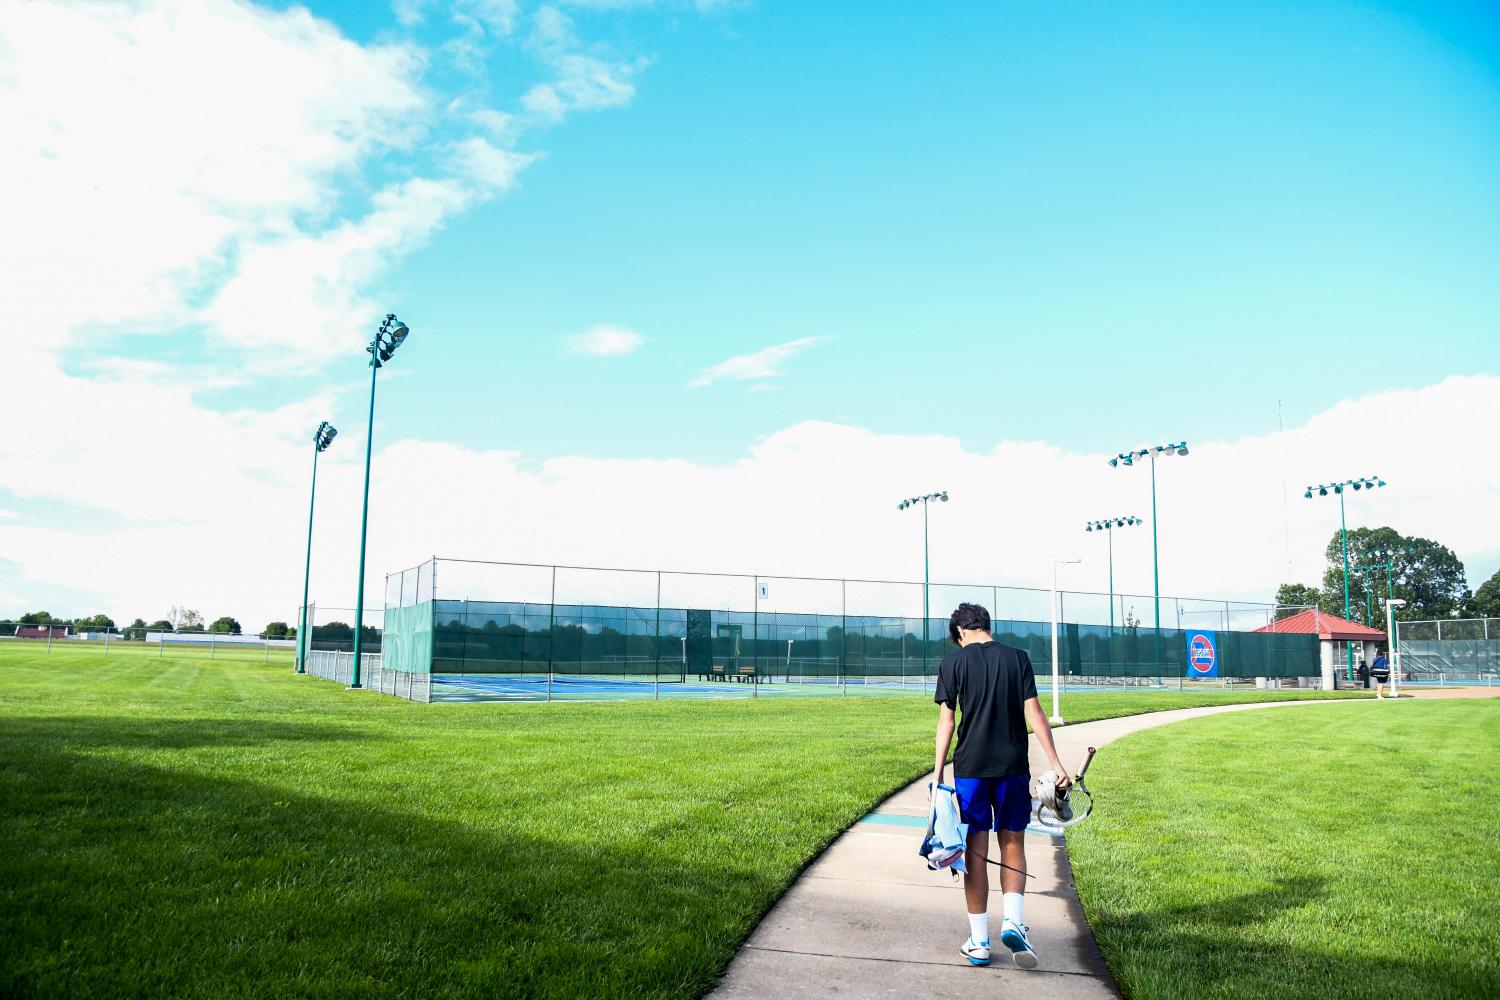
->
[948,603,992,644]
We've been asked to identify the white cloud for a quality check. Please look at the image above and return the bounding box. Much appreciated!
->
[0,510,18,520]
[689,336,825,388]
[519,5,646,123]
[1,0,429,353]
[565,324,646,356]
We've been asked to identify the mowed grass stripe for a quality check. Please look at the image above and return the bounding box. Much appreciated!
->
[1067,700,1500,1000]
[1,648,1359,999]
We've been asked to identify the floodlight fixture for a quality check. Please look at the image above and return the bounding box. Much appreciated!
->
[1084,515,1141,627]
[1107,440,1189,628]
[898,490,949,685]
[315,421,337,452]
[351,312,414,686]
[1305,475,1389,682]
[297,420,338,673]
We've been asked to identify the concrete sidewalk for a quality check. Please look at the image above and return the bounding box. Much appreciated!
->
[710,698,1362,999]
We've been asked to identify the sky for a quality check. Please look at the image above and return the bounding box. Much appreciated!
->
[1,0,1497,631]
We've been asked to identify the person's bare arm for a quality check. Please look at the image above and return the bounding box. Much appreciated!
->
[932,702,956,792]
[1024,697,1072,788]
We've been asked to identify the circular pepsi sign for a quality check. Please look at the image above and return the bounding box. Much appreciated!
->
[1188,633,1216,674]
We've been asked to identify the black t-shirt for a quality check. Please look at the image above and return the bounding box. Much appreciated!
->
[934,640,1038,779]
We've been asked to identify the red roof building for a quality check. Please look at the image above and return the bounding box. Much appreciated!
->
[1254,609,1387,642]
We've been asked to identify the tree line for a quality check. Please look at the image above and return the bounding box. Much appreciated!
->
[11,610,296,640]
[1275,526,1500,624]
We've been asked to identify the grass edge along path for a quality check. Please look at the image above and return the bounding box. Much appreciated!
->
[1066,699,1500,1000]
[0,650,1363,999]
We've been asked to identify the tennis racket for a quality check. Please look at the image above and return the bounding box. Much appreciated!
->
[1035,747,1096,829]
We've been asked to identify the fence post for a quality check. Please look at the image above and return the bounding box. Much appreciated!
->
[655,571,661,702]
[841,578,847,697]
[752,576,759,699]
[104,630,110,657]
[547,565,556,704]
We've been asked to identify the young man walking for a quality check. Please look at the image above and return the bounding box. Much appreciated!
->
[932,602,1071,970]
[1371,648,1392,699]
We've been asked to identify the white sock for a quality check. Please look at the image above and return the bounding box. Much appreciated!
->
[1003,892,1025,926]
[967,911,989,943]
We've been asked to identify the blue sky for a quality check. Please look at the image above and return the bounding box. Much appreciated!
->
[275,0,1500,461]
[3,0,1498,626]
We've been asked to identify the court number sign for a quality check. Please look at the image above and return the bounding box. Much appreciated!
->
[1186,630,1219,678]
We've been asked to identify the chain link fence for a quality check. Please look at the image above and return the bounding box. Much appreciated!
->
[0,621,297,664]
[358,558,1317,703]
[1396,618,1500,684]
[304,650,429,702]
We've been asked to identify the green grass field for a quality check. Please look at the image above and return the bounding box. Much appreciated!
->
[1068,699,1500,999]
[1,647,1361,999]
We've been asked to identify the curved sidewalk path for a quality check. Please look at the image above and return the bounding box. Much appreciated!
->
[711,696,1396,1000]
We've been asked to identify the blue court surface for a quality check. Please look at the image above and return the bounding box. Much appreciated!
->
[428,673,1176,702]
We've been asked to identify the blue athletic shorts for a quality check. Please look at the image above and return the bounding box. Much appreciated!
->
[954,774,1031,833]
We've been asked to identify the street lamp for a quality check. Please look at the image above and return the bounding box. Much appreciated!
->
[1085,516,1142,628]
[1050,557,1082,725]
[898,491,948,685]
[1109,441,1188,629]
[350,313,411,689]
[296,421,337,674]
[1385,598,1407,698]
[1304,476,1385,681]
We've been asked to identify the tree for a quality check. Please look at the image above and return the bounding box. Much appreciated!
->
[76,614,116,631]
[1473,569,1500,619]
[1273,583,1321,619]
[1322,526,1472,623]
[18,611,57,625]
[147,619,174,633]
[209,616,242,635]
[317,621,353,641]
[263,621,290,639]
[124,618,148,640]
[178,609,204,631]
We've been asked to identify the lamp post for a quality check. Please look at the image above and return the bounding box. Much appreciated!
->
[350,313,411,689]
[1357,548,1409,665]
[297,421,337,673]
[1050,557,1082,725]
[1304,476,1385,681]
[898,491,948,685]
[1109,441,1188,629]
[1385,598,1406,698]
[1085,516,1142,627]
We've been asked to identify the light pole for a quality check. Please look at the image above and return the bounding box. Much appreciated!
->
[1385,598,1406,698]
[1050,557,1082,725]
[1304,476,1385,681]
[350,313,410,689]
[1109,441,1188,629]
[898,491,949,685]
[297,421,337,673]
[1358,548,1409,666]
[1085,516,1142,627]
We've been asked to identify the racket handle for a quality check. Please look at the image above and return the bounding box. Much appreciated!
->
[1075,747,1096,780]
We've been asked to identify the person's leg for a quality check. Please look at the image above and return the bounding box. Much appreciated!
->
[994,776,1040,969]
[963,827,990,914]
[955,778,994,963]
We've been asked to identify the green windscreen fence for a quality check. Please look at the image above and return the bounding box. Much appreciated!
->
[381,601,433,673]
[402,598,1319,679]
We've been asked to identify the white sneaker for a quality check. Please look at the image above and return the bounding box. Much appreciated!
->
[959,936,991,966]
[999,919,1038,970]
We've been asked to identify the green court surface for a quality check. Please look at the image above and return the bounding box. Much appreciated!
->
[0,648,1360,999]
[1068,699,1500,1000]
